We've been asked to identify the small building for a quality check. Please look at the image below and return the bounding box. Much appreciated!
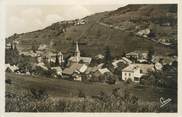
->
[37,56,42,63]
[58,51,64,64]
[126,51,139,59]
[112,57,132,69]
[136,28,150,38]
[6,43,11,49]
[38,44,47,51]
[154,62,163,71]
[36,62,48,70]
[95,54,104,60]
[19,51,37,57]
[51,67,62,76]
[98,68,111,75]
[5,64,19,72]
[126,51,148,60]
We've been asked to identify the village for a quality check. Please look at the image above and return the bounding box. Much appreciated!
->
[5,39,177,85]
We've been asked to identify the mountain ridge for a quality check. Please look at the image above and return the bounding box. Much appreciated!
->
[6,4,177,57]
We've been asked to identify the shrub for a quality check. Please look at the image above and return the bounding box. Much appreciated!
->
[126,79,132,84]
[30,88,48,100]
[78,90,85,98]
[5,79,12,84]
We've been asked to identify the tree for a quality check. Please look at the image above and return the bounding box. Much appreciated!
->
[32,41,38,53]
[55,54,60,66]
[104,46,112,67]
[147,47,155,63]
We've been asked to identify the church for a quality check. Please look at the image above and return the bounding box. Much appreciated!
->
[68,41,92,65]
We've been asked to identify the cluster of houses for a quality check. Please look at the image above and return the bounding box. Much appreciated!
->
[5,40,177,83]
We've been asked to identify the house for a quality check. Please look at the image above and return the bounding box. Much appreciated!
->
[6,43,11,49]
[98,68,111,74]
[126,51,139,59]
[85,63,104,75]
[122,64,154,82]
[5,64,19,72]
[62,63,88,78]
[136,28,150,38]
[19,51,37,57]
[122,57,133,64]
[36,62,48,70]
[68,42,92,65]
[38,44,47,51]
[112,57,132,69]
[151,56,175,65]
[76,19,86,25]
[37,56,42,63]
[72,73,82,81]
[126,51,148,60]
[38,51,64,65]
[58,51,64,65]
[51,67,62,76]
[154,62,163,71]
[95,54,104,60]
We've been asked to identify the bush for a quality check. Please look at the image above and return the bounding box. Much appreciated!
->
[5,79,12,84]
[78,90,85,98]
[126,79,132,84]
[30,88,48,100]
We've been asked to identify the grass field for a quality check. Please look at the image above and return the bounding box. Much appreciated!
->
[5,73,177,112]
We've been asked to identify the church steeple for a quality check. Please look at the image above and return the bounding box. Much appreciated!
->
[74,41,80,62]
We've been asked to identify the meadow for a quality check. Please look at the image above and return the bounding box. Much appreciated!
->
[5,73,177,112]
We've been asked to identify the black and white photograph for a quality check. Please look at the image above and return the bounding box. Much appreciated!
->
[0,0,181,115]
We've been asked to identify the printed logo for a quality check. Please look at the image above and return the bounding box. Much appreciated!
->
[160,97,172,108]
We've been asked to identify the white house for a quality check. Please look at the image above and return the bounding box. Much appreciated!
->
[122,65,143,83]
[122,64,154,83]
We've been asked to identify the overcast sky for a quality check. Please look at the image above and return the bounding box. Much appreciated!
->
[6,4,126,37]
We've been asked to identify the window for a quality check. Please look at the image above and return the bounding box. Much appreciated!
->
[129,73,131,76]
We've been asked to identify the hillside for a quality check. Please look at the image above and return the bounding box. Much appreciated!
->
[6,4,177,57]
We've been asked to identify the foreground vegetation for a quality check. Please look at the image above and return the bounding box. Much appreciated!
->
[6,73,177,112]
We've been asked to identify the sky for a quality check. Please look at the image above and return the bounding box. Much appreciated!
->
[5,4,126,37]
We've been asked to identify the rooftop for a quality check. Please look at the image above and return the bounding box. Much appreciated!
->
[63,63,87,75]
[122,64,154,73]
